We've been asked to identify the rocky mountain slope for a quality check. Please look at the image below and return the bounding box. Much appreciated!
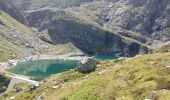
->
[12,0,94,10]
[11,0,170,56]
[0,0,80,61]
[0,0,25,23]
[0,12,79,61]
[13,0,170,42]
[0,10,47,61]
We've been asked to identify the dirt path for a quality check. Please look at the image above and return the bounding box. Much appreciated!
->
[4,75,38,94]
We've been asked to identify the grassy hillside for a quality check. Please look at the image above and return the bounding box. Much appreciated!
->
[156,44,170,53]
[0,11,27,61]
[0,11,80,61]
[1,52,170,100]
[0,36,20,61]
[0,11,34,36]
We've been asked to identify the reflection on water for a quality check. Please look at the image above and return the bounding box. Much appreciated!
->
[9,59,78,80]
[9,56,118,80]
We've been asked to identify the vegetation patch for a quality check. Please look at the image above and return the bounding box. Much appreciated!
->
[0,36,20,61]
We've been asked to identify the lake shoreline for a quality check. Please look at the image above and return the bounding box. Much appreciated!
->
[0,54,91,70]
[0,54,120,72]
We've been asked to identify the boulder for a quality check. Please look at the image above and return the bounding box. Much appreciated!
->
[77,57,97,73]
[97,69,108,76]
[10,96,15,100]
[15,87,23,92]
[29,82,39,91]
[166,66,170,68]
[52,85,62,90]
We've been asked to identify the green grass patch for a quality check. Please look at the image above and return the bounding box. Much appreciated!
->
[0,37,20,61]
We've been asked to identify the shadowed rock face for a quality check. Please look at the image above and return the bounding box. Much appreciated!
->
[26,10,66,30]
[23,9,149,57]
[0,0,25,23]
[26,10,56,28]
[44,16,149,57]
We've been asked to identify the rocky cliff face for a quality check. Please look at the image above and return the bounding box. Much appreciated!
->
[105,0,170,41]
[40,14,148,57]
[11,0,170,56]
[62,0,170,44]
[13,0,170,38]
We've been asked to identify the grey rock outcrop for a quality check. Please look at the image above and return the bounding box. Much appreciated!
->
[77,57,97,73]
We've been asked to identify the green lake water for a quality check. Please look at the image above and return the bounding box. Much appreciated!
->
[9,59,78,80]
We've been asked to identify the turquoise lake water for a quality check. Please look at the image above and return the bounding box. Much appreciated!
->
[9,59,78,80]
[9,56,118,80]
